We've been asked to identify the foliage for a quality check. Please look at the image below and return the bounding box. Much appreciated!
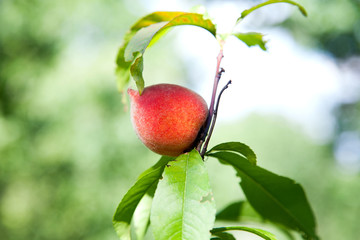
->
[211,226,278,240]
[208,150,317,239]
[151,150,216,240]
[116,12,217,94]
[116,0,308,94]
[113,156,173,240]
[113,1,321,240]
[1,1,360,240]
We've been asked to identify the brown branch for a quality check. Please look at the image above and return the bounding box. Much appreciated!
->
[200,80,232,156]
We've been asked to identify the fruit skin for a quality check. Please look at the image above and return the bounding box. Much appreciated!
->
[128,84,208,157]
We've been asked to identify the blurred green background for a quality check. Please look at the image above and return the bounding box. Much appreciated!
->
[0,0,359,240]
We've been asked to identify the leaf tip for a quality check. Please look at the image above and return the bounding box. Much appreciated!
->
[299,7,308,17]
[240,10,249,20]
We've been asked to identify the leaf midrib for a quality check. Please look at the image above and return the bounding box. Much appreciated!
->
[181,154,190,240]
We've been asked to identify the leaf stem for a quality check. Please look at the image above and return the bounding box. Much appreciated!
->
[237,0,307,24]
[211,226,277,240]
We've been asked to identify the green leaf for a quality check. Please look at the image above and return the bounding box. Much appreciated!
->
[208,152,319,240]
[130,183,155,240]
[238,0,307,22]
[207,141,257,165]
[115,64,131,93]
[216,201,297,240]
[115,12,187,93]
[216,200,262,222]
[211,226,278,240]
[233,32,268,51]
[117,12,217,93]
[216,201,244,221]
[112,156,173,240]
[124,22,168,62]
[211,231,236,240]
[151,150,216,240]
[131,11,188,30]
[129,56,145,95]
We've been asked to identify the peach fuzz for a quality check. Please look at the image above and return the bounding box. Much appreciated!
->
[128,84,208,156]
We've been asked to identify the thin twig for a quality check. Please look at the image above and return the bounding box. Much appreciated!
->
[200,80,232,156]
[195,68,225,147]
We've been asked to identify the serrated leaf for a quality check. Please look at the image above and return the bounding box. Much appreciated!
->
[208,152,319,240]
[112,156,173,240]
[207,141,257,165]
[238,0,307,22]
[212,226,278,240]
[151,150,216,240]
[233,32,268,51]
[117,12,217,93]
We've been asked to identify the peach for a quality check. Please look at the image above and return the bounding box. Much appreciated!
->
[128,84,208,156]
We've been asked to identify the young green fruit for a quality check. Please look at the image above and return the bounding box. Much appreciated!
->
[128,84,208,157]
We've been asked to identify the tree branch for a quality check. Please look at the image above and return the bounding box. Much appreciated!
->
[200,80,232,156]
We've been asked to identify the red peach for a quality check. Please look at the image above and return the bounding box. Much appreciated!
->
[128,84,208,156]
